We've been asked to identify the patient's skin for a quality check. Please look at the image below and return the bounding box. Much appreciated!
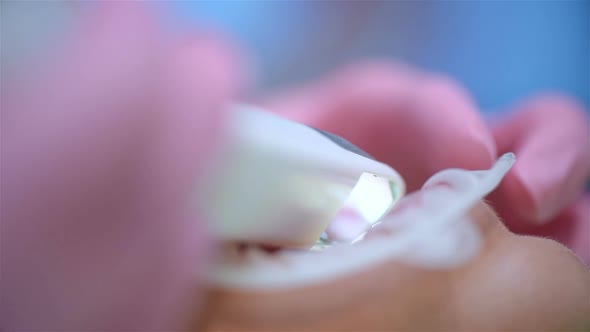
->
[201,202,590,331]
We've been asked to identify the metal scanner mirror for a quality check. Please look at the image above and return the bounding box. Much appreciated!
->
[201,105,406,249]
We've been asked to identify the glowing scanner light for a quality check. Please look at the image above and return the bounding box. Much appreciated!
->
[325,173,396,243]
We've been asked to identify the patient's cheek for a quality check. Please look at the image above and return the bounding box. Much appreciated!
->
[450,204,590,331]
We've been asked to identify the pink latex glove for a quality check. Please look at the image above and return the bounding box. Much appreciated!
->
[265,61,497,192]
[2,3,239,330]
[264,61,589,264]
[490,96,590,264]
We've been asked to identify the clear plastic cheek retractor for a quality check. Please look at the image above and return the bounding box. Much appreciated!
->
[208,151,516,290]
[201,104,406,248]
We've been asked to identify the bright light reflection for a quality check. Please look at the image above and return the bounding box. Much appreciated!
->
[344,172,394,223]
[323,173,394,244]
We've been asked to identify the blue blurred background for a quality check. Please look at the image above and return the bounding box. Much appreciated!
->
[3,1,588,113]
[171,1,589,113]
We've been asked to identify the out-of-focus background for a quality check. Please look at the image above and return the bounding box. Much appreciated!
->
[174,1,590,112]
[2,1,589,112]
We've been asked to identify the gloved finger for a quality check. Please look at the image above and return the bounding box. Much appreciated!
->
[264,61,496,192]
[490,95,590,224]
[1,2,240,330]
[131,32,240,329]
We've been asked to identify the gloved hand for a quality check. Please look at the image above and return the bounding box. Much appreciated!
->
[2,3,239,330]
[264,61,590,264]
[490,96,589,264]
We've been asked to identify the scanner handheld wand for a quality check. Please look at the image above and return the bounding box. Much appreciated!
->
[200,105,406,249]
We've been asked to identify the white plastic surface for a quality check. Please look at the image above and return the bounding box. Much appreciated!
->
[208,153,516,289]
[202,105,405,248]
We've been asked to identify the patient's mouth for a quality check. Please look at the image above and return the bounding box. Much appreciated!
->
[208,153,515,291]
